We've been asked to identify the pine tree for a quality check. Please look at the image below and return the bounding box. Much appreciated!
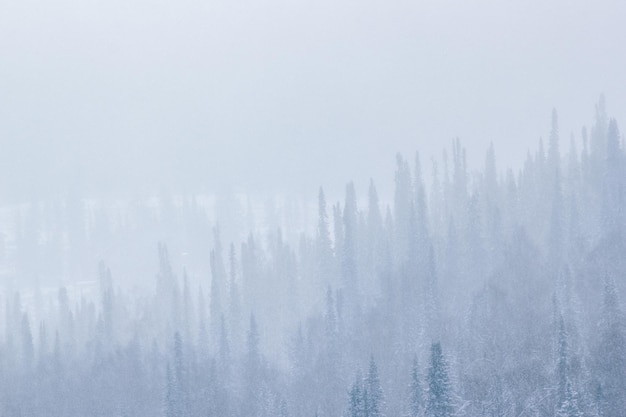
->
[549,108,561,180]
[318,187,333,281]
[426,343,453,417]
[197,288,209,355]
[218,314,231,382]
[244,314,262,416]
[409,356,423,417]
[99,261,114,343]
[557,314,568,409]
[165,362,182,417]
[394,154,413,263]
[210,227,227,340]
[325,286,337,345]
[37,321,47,371]
[228,243,242,344]
[209,248,222,345]
[173,331,188,417]
[349,372,365,417]
[366,179,383,295]
[21,312,34,368]
[366,357,384,417]
[596,276,626,416]
[603,118,624,233]
[484,142,497,202]
[164,333,187,417]
[556,379,583,417]
[182,269,193,348]
[343,182,358,291]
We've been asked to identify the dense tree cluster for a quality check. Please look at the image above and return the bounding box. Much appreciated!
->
[0,97,625,416]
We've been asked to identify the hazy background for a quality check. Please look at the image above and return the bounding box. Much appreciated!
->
[1,0,625,201]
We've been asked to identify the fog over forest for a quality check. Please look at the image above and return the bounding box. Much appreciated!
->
[0,98,626,417]
[2,0,626,416]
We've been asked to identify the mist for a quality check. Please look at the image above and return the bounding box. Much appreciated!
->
[2,0,626,416]
[2,0,626,199]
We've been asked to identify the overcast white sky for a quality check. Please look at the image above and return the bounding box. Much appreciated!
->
[1,0,625,200]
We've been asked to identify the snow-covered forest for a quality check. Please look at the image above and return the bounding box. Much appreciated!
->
[1,98,626,417]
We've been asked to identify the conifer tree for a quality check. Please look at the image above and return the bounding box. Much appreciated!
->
[596,276,626,416]
[218,314,231,382]
[228,243,242,345]
[556,313,568,408]
[21,312,34,368]
[197,288,209,355]
[333,202,344,275]
[409,355,423,417]
[318,187,333,280]
[244,314,262,416]
[173,332,188,416]
[366,180,383,294]
[165,332,187,417]
[484,142,497,202]
[165,362,182,417]
[426,343,453,417]
[366,357,384,417]
[348,372,365,417]
[549,108,561,180]
[556,379,583,417]
[394,154,412,263]
[99,262,114,342]
[343,182,358,291]
[182,269,193,347]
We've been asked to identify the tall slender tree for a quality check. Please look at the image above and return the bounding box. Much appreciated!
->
[426,343,453,417]
[409,355,423,417]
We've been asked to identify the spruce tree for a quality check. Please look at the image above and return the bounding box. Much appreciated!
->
[596,276,626,416]
[244,314,262,417]
[426,342,453,417]
[21,312,34,368]
[556,379,583,417]
[348,372,365,417]
[366,357,383,417]
[318,187,333,277]
[165,363,179,417]
[556,314,568,409]
[343,182,358,290]
[409,355,423,417]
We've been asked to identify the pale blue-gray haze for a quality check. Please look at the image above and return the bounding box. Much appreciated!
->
[0,0,625,416]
